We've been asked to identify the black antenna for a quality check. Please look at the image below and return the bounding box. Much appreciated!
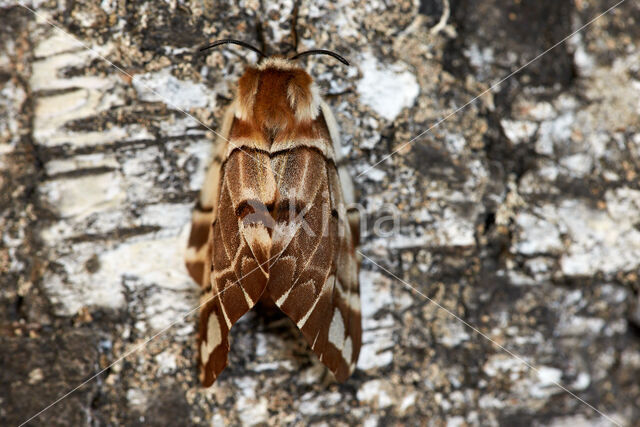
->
[290,0,300,54]
[200,39,267,57]
[290,49,349,66]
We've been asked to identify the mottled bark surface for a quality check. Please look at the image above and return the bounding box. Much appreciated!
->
[1,0,639,425]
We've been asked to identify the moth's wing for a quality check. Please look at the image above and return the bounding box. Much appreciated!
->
[198,117,272,386]
[185,104,235,289]
[328,155,362,380]
[268,103,361,381]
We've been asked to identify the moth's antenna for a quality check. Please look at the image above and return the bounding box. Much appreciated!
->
[255,20,268,58]
[290,49,349,66]
[200,39,267,58]
[290,0,300,54]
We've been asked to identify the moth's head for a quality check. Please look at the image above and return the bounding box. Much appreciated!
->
[199,40,348,126]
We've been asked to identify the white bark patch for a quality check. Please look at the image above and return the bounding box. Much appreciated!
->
[40,172,125,219]
[357,379,395,408]
[357,52,419,121]
[357,270,395,370]
[132,68,216,111]
[500,119,538,144]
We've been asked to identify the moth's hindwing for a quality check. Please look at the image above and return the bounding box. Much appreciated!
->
[186,59,361,386]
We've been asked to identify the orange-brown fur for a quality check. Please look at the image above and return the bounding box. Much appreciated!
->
[235,60,320,145]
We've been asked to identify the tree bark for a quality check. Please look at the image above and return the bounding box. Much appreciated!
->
[1,0,639,425]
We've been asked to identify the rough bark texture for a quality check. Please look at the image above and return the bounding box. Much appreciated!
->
[1,0,640,425]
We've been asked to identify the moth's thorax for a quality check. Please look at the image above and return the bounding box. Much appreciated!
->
[235,58,321,138]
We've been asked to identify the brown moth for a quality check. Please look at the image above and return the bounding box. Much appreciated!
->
[185,40,361,386]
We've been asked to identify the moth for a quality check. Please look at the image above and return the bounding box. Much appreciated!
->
[185,39,361,386]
